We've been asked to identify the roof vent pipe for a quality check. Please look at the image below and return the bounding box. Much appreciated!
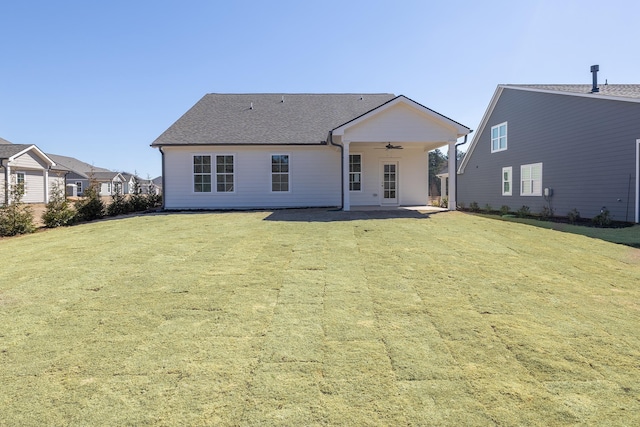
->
[590,65,599,93]
[281,96,284,103]
[250,102,253,109]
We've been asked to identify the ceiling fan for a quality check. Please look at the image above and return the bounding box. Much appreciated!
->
[374,143,404,150]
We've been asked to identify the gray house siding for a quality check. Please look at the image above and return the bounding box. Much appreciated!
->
[458,88,640,221]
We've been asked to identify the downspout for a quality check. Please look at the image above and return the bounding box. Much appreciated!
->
[1,158,8,205]
[328,131,344,210]
[159,146,166,210]
[454,134,470,208]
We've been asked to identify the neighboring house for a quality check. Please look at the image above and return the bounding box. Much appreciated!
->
[47,154,111,196]
[458,68,640,223]
[91,171,126,196]
[151,176,162,195]
[151,94,471,211]
[0,139,65,204]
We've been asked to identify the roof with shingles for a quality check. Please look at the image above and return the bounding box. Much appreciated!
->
[503,84,640,100]
[0,144,34,158]
[47,153,111,177]
[0,137,14,145]
[151,93,398,146]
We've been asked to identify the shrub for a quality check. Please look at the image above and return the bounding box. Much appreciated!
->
[516,205,531,218]
[483,203,493,213]
[0,182,36,236]
[567,208,581,224]
[127,175,148,212]
[592,208,612,227]
[74,182,105,222]
[107,188,130,217]
[42,182,76,228]
[469,201,480,212]
[539,205,553,221]
[439,197,448,208]
[500,205,511,216]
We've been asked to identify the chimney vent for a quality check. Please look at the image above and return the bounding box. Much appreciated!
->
[590,65,599,93]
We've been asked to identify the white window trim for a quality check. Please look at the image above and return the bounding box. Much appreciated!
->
[349,153,363,192]
[192,154,213,194]
[491,122,508,153]
[520,162,543,196]
[502,166,512,196]
[270,153,291,193]
[215,154,236,194]
[16,171,26,187]
[75,181,83,194]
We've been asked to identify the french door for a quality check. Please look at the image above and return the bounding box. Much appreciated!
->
[381,161,399,205]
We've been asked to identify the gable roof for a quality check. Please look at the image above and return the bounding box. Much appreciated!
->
[0,137,13,145]
[91,171,124,181]
[332,95,471,138]
[458,84,640,173]
[47,153,111,177]
[0,144,56,167]
[151,93,398,147]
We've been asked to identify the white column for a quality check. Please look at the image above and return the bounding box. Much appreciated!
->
[447,140,456,211]
[5,164,10,205]
[440,176,447,204]
[44,169,50,203]
[343,140,351,211]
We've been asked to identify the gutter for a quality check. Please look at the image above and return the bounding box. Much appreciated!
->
[328,131,344,210]
[1,158,8,205]
[454,134,470,207]
[159,146,166,210]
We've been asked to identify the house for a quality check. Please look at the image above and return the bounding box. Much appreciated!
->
[91,172,126,196]
[458,67,640,223]
[46,154,112,196]
[0,138,66,204]
[151,94,471,211]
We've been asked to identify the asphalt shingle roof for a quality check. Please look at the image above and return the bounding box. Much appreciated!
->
[505,84,640,99]
[47,153,111,176]
[0,144,34,158]
[151,93,397,146]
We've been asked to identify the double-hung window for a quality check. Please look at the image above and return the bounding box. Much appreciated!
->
[216,155,234,192]
[491,122,507,152]
[349,154,362,191]
[193,155,212,192]
[76,181,83,194]
[502,167,512,196]
[521,163,542,196]
[16,171,25,187]
[271,154,289,192]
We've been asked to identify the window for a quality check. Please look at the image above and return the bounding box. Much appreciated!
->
[193,155,212,192]
[216,155,234,192]
[271,154,289,192]
[491,122,507,152]
[76,181,83,194]
[107,182,112,193]
[521,163,542,196]
[349,154,362,191]
[16,172,25,187]
[502,167,512,196]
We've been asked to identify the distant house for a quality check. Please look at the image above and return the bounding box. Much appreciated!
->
[458,68,640,223]
[46,154,112,196]
[0,138,66,204]
[91,172,126,196]
[151,94,471,210]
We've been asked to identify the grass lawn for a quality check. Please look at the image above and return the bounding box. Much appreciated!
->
[1,210,639,426]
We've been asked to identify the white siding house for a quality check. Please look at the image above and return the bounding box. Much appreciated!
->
[152,94,471,211]
[0,143,58,204]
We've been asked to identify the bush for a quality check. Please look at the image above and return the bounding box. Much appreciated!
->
[0,182,36,236]
[539,205,553,221]
[516,205,531,218]
[483,203,493,213]
[567,208,581,224]
[439,197,448,208]
[74,182,105,222]
[107,189,130,217]
[42,182,76,227]
[469,201,480,212]
[500,205,511,216]
[592,208,612,227]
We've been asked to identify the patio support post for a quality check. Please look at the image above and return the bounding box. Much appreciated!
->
[343,140,351,211]
[447,140,456,210]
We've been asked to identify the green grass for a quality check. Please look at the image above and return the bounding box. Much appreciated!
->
[1,210,639,426]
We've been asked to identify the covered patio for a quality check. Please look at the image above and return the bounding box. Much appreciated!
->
[331,96,471,211]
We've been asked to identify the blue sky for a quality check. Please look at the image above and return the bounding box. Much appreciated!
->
[1,0,639,178]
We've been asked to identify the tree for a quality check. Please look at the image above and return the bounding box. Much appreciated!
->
[429,149,448,197]
[74,176,105,222]
[0,180,35,236]
[42,181,76,227]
